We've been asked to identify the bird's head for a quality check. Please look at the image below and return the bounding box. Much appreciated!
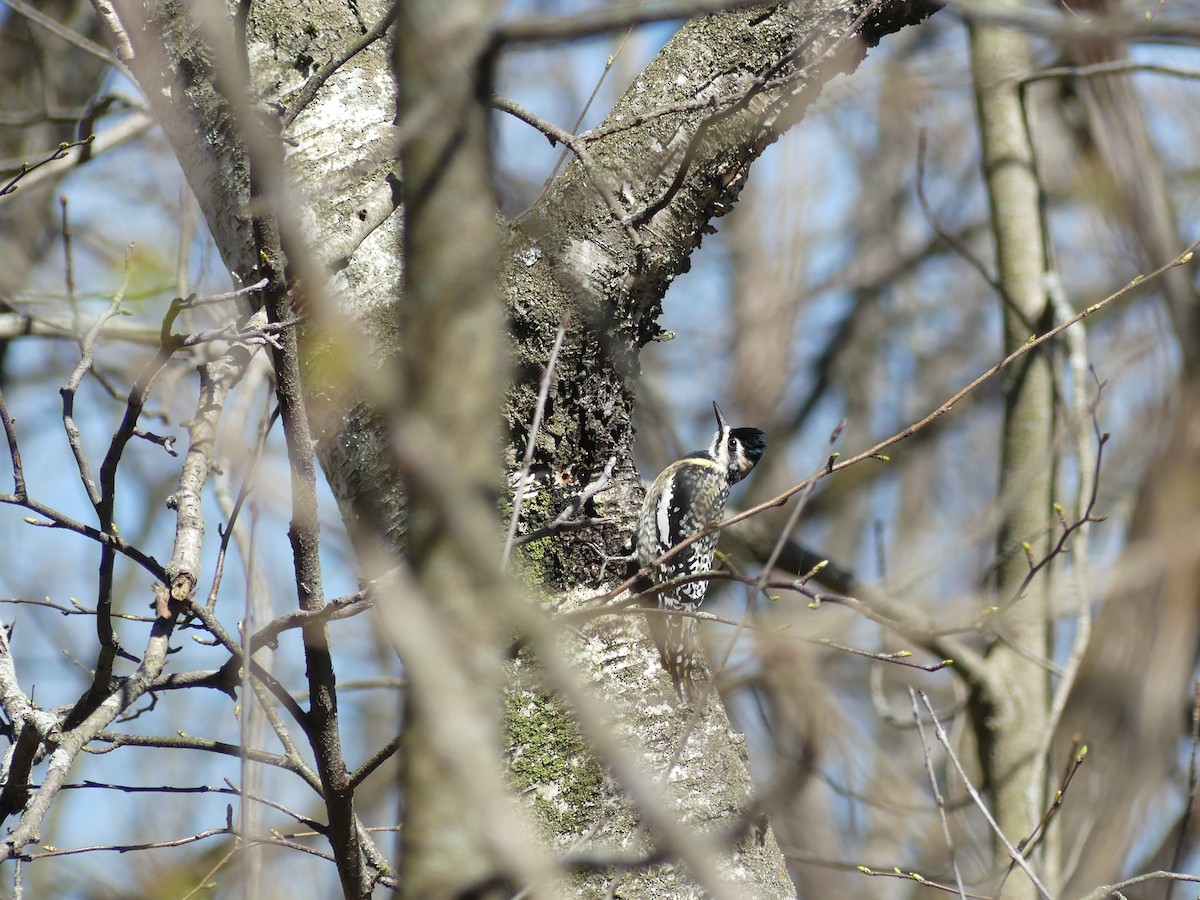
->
[708,402,767,484]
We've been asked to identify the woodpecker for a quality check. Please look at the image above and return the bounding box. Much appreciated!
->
[636,402,767,701]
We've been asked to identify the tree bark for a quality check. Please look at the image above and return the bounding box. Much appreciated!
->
[970,8,1058,896]
[92,0,940,894]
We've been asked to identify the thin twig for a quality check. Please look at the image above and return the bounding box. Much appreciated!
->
[0,385,26,499]
[1167,679,1200,899]
[0,0,125,73]
[1029,351,1102,804]
[349,734,403,789]
[1,115,153,198]
[596,238,1199,612]
[626,603,953,671]
[855,865,992,898]
[222,777,326,831]
[281,3,399,128]
[502,315,568,566]
[179,315,301,348]
[513,516,615,546]
[987,428,1107,621]
[182,600,312,730]
[493,97,641,248]
[817,638,951,672]
[207,402,278,608]
[1,137,95,198]
[1017,740,1086,861]
[248,592,370,652]
[916,130,998,292]
[1,494,166,579]
[1076,871,1200,900]
[622,1,880,226]
[60,253,134,512]
[915,690,1053,900]
[60,195,79,332]
[88,731,295,771]
[756,421,844,595]
[20,825,233,860]
[583,561,967,670]
[0,595,153,622]
[177,279,270,308]
[1021,59,1200,87]
[496,0,769,46]
[514,21,639,224]
[514,456,617,546]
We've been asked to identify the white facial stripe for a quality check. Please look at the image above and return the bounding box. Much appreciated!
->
[656,479,673,545]
[709,430,731,467]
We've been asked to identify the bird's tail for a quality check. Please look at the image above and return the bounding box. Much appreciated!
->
[659,606,700,701]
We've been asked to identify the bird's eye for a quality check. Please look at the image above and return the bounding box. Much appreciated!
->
[727,436,737,450]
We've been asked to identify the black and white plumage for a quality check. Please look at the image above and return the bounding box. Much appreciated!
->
[636,402,767,700]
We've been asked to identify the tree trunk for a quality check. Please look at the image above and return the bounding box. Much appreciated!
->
[970,8,1058,896]
[94,0,939,893]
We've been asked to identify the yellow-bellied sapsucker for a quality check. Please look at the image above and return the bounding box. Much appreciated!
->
[636,402,766,700]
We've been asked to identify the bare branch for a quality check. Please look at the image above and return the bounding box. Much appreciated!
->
[492,98,640,246]
[1077,871,1200,900]
[281,2,399,128]
[909,687,967,900]
[60,257,134,512]
[496,0,770,45]
[1,495,166,579]
[1168,679,1200,896]
[503,314,569,565]
[0,385,26,499]
[0,115,154,197]
[595,237,1200,656]
[915,690,1053,900]
[1,0,125,72]
[2,606,180,863]
[21,824,234,860]
[855,865,992,898]
[89,730,295,771]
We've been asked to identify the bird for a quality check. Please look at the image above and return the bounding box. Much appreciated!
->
[636,402,766,701]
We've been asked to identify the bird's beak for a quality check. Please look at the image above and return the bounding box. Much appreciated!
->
[712,401,727,432]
